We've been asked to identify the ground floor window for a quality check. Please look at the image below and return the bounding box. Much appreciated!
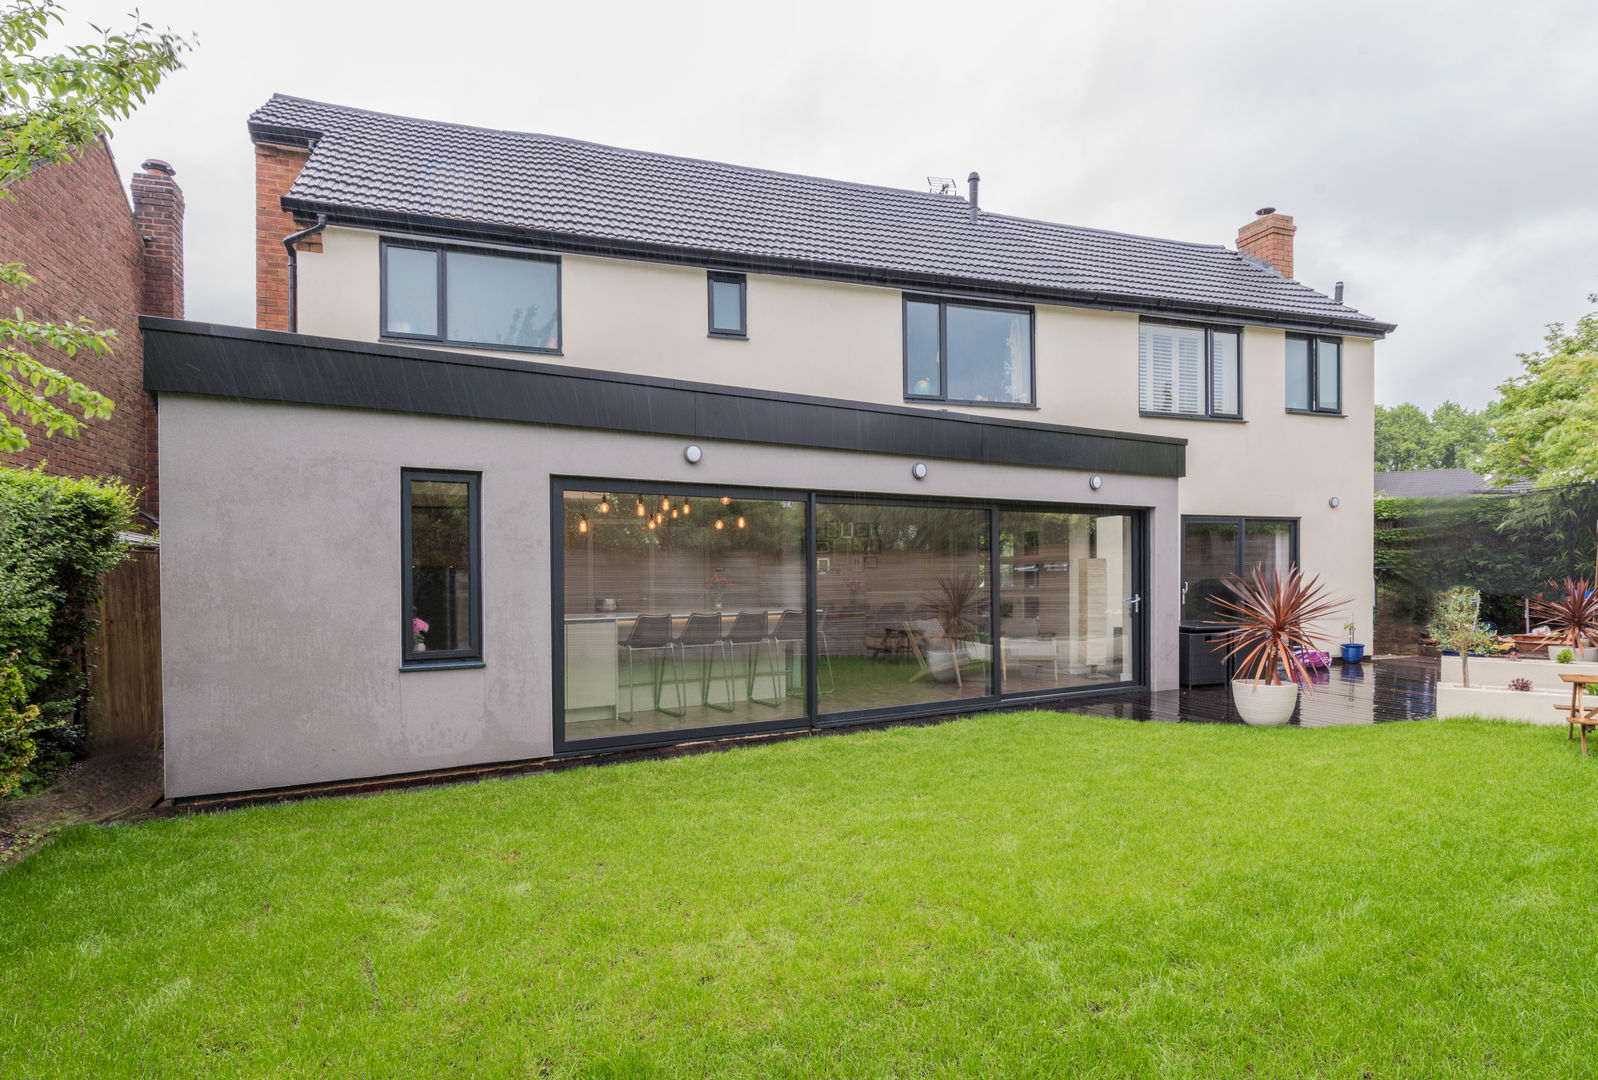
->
[1181,516,1298,623]
[555,482,1146,750]
[403,469,481,664]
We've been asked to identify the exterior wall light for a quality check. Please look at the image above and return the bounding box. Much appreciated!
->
[1088,475,1103,491]
[911,462,928,480]
[1328,497,1341,508]
[684,444,703,464]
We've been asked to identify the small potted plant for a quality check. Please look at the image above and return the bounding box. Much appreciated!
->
[1212,566,1346,726]
[411,616,428,651]
[1530,577,1598,661]
[704,569,732,611]
[1341,621,1365,665]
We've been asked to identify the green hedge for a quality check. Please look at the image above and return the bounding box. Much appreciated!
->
[0,467,135,786]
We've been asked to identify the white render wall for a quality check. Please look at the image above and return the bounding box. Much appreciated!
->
[295,227,1378,646]
[159,395,1182,798]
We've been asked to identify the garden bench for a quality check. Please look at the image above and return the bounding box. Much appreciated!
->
[1556,672,1598,756]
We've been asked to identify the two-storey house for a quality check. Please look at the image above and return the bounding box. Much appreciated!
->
[146,95,1393,798]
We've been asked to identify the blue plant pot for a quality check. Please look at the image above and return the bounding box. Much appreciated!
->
[1341,643,1365,664]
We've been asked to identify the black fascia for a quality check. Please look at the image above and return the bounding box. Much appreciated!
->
[141,318,1188,478]
[278,200,1396,340]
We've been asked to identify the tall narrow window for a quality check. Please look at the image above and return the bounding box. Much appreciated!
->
[1286,335,1343,414]
[381,240,560,353]
[403,470,481,665]
[707,272,747,338]
[903,296,1033,406]
[1139,322,1241,419]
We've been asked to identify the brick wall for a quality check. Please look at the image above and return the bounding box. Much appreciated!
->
[0,139,177,520]
[255,141,318,331]
[1236,211,1297,279]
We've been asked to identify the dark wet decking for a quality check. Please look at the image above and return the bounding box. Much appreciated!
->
[1066,656,1440,726]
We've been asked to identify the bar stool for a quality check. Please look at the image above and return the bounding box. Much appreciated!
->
[768,609,837,698]
[676,612,734,713]
[723,611,780,707]
[618,614,684,720]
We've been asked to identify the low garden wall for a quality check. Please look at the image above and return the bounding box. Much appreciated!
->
[1435,683,1567,725]
[1440,654,1598,692]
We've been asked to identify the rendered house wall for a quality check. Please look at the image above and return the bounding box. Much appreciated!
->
[158,393,1181,798]
[292,225,1376,643]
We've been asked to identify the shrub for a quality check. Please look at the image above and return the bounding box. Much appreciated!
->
[1509,677,1534,692]
[0,467,135,743]
[1557,648,1576,664]
[1429,586,1494,687]
[0,651,40,797]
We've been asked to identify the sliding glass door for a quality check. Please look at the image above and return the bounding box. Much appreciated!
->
[555,481,1149,751]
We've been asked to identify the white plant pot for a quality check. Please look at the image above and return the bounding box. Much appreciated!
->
[1230,678,1299,726]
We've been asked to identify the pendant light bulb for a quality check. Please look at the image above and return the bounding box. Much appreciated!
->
[682,503,690,515]
[737,516,746,529]
[578,517,588,533]
[599,499,610,513]
[636,502,646,517]
[715,519,724,531]
[721,496,731,505]
[671,509,679,519]
[647,519,656,530]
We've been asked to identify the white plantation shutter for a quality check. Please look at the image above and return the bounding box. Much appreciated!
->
[1139,325,1203,414]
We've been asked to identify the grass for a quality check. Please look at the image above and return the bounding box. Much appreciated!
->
[5,713,1598,1077]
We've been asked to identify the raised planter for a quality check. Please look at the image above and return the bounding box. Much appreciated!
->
[1440,654,1598,692]
[1435,682,1567,725]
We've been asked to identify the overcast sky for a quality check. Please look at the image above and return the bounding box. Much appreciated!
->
[66,0,1598,410]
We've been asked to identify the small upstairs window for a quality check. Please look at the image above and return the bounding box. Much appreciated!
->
[707,272,746,338]
[1138,322,1241,419]
[382,241,561,353]
[1286,335,1342,414]
[903,296,1033,406]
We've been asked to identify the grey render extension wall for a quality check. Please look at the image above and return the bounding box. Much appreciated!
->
[151,323,1182,798]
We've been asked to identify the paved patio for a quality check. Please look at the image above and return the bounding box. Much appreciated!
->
[1068,656,1440,726]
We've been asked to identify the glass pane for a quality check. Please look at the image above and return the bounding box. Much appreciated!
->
[817,502,991,713]
[409,480,472,652]
[1285,337,1312,410]
[561,490,806,741]
[445,251,560,349]
[709,279,744,333]
[1317,339,1341,411]
[385,247,438,336]
[1244,520,1295,582]
[905,301,941,397]
[1211,331,1240,416]
[998,510,1135,692]
[1139,325,1203,414]
[1182,520,1240,623]
[945,305,1031,403]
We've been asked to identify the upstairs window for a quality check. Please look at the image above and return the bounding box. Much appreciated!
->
[1138,322,1242,419]
[903,296,1033,406]
[707,272,747,338]
[1286,335,1342,414]
[382,241,561,353]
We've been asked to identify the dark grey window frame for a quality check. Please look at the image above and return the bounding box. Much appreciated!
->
[901,294,1037,409]
[1180,514,1300,624]
[402,468,484,669]
[1137,317,1245,422]
[706,271,747,339]
[379,238,562,355]
[1285,334,1343,416]
[551,477,1148,755]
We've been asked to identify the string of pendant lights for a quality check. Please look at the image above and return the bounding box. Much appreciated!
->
[575,492,744,535]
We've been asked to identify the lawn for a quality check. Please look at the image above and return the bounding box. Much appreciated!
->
[5,713,1598,1077]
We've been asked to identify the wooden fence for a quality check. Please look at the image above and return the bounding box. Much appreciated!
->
[86,545,162,751]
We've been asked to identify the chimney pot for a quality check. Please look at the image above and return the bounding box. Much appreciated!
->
[141,158,175,176]
[967,171,980,221]
[1256,206,1275,217]
[1334,281,1345,303]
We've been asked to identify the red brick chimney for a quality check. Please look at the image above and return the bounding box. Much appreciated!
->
[131,158,184,318]
[254,141,318,331]
[1236,207,1296,279]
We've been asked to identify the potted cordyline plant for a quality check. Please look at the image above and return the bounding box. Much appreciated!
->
[1529,577,1598,662]
[1212,566,1346,726]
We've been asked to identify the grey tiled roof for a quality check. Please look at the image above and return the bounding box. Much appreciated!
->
[1374,470,1536,497]
[250,94,1393,334]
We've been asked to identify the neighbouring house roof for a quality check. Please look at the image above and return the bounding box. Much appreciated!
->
[248,94,1394,338]
[1374,469,1537,498]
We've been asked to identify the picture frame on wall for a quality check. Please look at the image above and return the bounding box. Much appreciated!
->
[863,555,879,569]
[842,523,855,538]
[854,522,870,538]
[826,521,841,539]
[817,557,831,573]
[816,541,831,554]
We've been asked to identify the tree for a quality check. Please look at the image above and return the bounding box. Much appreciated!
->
[0,0,190,453]
[1374,400,1495,472]
[1479,295,1598,487]
[1428,585,1493,688]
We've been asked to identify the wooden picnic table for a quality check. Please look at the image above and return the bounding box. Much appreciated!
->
[1557,672,1598,755]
